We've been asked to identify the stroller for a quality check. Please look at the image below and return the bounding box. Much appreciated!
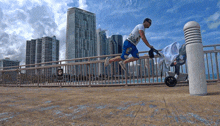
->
[153,42,188,87]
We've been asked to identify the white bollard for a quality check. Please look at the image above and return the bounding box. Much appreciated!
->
[183,21,207,96]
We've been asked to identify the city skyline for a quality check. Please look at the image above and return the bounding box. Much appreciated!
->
[0,0,219,66]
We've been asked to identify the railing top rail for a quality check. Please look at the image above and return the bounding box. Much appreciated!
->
[203,44,220,48]
[204,50,220,53]
[0,44,219,70]
[0,55,159,72]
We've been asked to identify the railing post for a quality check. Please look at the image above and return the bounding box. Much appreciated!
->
[2,72,4,87]
[88,59,91,87]
[0,72,1,87]
[214,46,220,83]
[16,67,20,87]
[16,69,18,87]
[125,70,128,86]
[89,65,91,87]
[37,69,39,87]
[18,66,21,87]
[59,61,62,87]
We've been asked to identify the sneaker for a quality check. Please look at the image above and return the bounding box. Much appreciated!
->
[119,61,126,71]
[104,57,110,67]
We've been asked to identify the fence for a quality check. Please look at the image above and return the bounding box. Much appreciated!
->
[0,44,219,87]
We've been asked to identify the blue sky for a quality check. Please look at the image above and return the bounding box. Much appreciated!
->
[0,0,220,65]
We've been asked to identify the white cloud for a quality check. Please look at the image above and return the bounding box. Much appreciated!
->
[203,31,220,37]
[208,21,220,29]
[166,0,207,13]
[0,0,73,65]
[207,12,220,22]
[207,12,220,29]
[105,30,111,38]
[166,4,180,13]
[78,0,88,10]
[110,8,141,16]
[0,8,3,21]
[97,0,144,16]
[122,35,128,43]
[206,1,220,29]
[175,15,203,26]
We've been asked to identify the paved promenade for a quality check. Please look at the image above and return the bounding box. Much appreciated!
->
[0,83,220,126]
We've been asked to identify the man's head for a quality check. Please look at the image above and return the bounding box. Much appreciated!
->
[143,18,152,28]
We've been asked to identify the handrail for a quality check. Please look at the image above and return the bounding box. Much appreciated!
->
[1,44,219,70]
[203,44,220,47]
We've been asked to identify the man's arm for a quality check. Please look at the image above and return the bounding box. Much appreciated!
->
[139,30,153,49]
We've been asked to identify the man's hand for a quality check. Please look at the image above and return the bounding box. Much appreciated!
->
[151,47,162,56]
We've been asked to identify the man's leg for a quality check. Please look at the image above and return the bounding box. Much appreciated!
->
[124,45,139,64]
[104,55,126,67]
[118,52,129,70]
[105,40,130,67]
[124,57,139,64]
[119,57,139,71]
[109,56,123,64]
[119,45,139,70]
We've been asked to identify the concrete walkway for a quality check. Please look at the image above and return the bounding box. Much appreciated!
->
[0,83,220,126]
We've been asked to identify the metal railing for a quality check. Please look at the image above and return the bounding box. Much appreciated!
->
[0,44,219,87]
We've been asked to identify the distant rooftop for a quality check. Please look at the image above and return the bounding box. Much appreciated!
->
[0,58,20,62]
[27,35,57,41]
[68,7,95,15]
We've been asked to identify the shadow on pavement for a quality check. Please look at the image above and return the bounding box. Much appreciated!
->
[207,91,220,95]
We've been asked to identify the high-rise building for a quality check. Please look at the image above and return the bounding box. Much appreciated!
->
[108,35,123,75]
[108,35,122,55]
[66,7,96,76]
[96,28,108,75]
[112,35,123,55]
[66,7,96,61]
[0,58,20,70]
[0,58,20,82]
[96,28,108,56]
[26,39,36,68]
[26,36,59,75]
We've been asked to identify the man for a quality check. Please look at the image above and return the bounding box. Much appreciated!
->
[104,18,153,70]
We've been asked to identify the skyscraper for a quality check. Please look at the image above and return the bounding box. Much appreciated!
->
[96,28,108,56]
[112,35,123,55]
[66,7,96,76]
[26,36,59,75]
[96,28,108,75]
[108,35,123,75]
[66,7,96,61]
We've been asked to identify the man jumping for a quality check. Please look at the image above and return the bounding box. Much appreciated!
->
[104,18,153,70]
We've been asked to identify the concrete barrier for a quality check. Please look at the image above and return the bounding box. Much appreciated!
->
[183,21,207,96]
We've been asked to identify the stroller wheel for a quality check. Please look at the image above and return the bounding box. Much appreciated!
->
[165,76,177,87]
